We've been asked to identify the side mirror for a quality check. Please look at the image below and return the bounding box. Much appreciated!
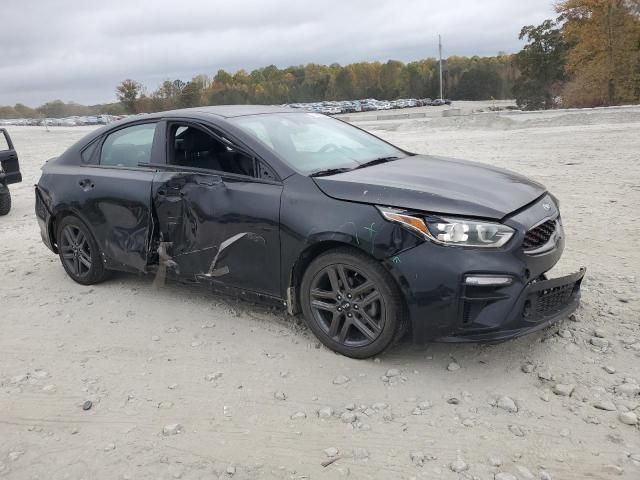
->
[174,138,184,151]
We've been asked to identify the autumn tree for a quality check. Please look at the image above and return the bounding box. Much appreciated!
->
[116,79,143,113]
[557,0,640,106]
[513,19,567,109]
[380,60,407,99]
[149,79,185,110]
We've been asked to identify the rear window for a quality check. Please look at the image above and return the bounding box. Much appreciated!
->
[100,123,157,167]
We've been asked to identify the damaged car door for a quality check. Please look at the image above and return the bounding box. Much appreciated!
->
[152,122,283,297]
[78,121,160,272]
[0,128,21,185]
[0,128,21,216]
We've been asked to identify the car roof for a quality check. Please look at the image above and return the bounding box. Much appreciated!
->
[149,104,297,119]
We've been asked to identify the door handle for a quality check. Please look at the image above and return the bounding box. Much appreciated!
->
[78,179,94,190]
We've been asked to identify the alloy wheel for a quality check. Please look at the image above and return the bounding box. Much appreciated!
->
[59,224,92,277]
[309,263,386,347]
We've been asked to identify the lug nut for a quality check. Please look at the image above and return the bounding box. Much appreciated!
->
[354,305,359,310]
[337,307,342,312]
[347,313,352,317]
[347,294,352,299]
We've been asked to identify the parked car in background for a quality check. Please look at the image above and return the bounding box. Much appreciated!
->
[0,115,116,127]
[35,105,584,358]
[1,98,453,127]
[0,128,21,216]
[358,100,378,112]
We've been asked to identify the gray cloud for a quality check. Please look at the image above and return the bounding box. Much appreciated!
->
[0,0,554,106]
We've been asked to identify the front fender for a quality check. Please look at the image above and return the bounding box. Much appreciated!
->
[280,175,422,299]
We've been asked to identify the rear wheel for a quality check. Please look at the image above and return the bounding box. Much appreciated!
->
[300,248,405,358]
[0,186,11,216]
[56,216,110,285]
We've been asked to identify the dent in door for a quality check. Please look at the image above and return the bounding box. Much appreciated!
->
[153,172,269,282]
[202,231,266,278]
[98,201,151,271]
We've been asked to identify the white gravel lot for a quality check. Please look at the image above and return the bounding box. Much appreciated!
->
[1,104,639,480]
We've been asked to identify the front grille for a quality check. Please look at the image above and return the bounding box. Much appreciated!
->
[531,283,576,317]
[523,219,557,250]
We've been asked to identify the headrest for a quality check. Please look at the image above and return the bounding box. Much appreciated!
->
[181,128,226,153]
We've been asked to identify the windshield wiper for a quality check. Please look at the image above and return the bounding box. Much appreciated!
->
[354,156,400,170]
[309,167,354,177]
[309,157,400,177]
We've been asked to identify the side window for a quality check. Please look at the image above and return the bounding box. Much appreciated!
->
[100,123,157,167]
[168,123,256,178]
[257,161,277,181]
[81,140,98,164]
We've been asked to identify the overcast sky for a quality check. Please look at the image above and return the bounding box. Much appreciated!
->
[0,0,554,106]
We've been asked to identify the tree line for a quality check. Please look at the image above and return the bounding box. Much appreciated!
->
[113,55,516,114]
[0,55,516,119]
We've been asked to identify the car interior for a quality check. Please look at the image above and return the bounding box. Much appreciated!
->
[169,124,255,177]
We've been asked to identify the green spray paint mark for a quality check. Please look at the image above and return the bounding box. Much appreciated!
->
[363,223,378,253]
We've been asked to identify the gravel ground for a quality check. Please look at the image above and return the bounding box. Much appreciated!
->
[1,104,639,479]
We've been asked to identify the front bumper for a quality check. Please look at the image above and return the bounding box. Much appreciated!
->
[438,268,585,342]
[384,194,585,343]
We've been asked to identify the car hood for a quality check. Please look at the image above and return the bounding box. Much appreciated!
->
[312,155,546,220]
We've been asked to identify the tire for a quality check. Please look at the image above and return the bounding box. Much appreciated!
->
[300,248,406,359]
[0,186,11,216]
[56,215,110,285]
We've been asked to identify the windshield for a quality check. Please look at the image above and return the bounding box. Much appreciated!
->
[229,112,407,175]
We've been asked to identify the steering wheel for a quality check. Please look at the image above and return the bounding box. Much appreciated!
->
[318,143,339,153]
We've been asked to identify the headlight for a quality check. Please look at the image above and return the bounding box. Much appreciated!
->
[379,207,514,248]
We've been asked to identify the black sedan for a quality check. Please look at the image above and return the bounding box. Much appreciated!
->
[35,106,584,358]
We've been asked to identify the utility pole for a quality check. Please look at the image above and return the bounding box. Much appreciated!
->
[438,34,444,100]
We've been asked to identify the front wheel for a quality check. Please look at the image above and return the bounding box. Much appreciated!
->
[56,216,110,285]
[0,185,11,216]
[300,248,406,358]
